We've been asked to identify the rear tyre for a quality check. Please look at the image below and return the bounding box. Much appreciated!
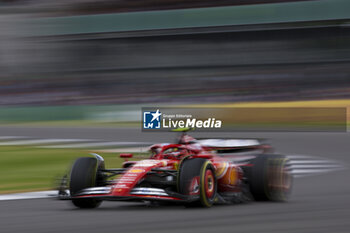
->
[178,158,217,207]
[249,154,293,201]
[70,157,103,208]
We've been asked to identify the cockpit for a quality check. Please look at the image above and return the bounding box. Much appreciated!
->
[150,145,189,159]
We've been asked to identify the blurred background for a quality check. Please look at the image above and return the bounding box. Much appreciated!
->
[0,0,350,124]
[1,2,350,233]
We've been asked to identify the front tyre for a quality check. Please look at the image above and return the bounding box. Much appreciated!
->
[70,157,103,208]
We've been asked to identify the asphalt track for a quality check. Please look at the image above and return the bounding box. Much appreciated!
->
[0,126,350,233]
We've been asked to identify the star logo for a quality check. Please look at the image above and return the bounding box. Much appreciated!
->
[151,109,161,122]
[143,109,162,129]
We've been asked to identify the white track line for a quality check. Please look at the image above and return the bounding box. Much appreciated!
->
[0,136,153,149]
[96,147,150,153]
[289,160,339,164]
[0,191,57,201]
[0,136,28,140]
[287,155,319,159]
[291,164,344,169]
[41,141,153,149]
[291,168,344,174]
[287,155,346,177]
[0,139,94,146]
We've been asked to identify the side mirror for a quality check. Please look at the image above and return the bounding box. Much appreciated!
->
[120,153,133,159]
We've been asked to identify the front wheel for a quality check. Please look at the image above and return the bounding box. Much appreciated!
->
[69,157,103,208]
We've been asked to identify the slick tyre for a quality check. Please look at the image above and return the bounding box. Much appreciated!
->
[249,154,293,201]
[70,157,102,208]
[178,158,217,207]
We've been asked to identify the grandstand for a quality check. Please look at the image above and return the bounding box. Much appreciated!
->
[0,0,349,106]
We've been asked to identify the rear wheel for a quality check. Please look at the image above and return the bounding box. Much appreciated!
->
[178,158,217,207]
[249,154,292,201]
[70,157,103,208]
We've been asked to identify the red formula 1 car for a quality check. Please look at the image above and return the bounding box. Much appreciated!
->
[58,131,293,208]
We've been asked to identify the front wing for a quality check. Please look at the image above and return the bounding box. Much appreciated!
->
[59,186,200,203]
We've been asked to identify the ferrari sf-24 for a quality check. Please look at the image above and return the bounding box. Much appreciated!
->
[58,132,292,208]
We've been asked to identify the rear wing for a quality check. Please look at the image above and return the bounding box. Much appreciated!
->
[196,138,271,153]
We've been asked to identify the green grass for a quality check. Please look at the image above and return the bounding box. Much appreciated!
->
[0,146,143,194]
